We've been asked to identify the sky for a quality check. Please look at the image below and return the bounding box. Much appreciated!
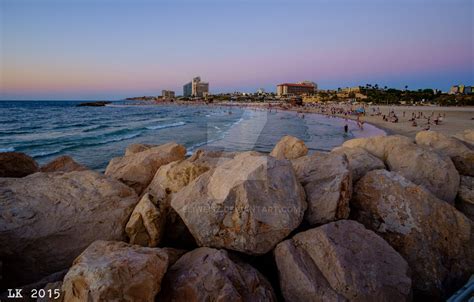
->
[0,0,473,100]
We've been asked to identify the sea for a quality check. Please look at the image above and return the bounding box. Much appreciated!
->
[0,101,385,171]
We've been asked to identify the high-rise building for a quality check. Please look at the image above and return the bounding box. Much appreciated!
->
[161,90,175,98]
[277,81,316,96]
[183,76,209,97]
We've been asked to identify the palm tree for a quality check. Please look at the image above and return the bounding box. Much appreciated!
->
[405,85,408,91]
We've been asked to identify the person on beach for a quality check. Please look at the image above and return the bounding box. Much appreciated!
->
[344,124,348,134]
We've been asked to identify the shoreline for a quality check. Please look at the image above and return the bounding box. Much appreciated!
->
[142,101,473,139]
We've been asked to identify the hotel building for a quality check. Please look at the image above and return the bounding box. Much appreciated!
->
[183,76,209,97]
[277,81,317,96]
[161,90,175,98]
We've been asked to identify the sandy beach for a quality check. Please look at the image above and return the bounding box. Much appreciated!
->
[356,105,474,138]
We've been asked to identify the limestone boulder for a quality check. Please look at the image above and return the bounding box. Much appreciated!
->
[342,135,413,160]
[457,176,474,221]
[0,152,39,177]
[142,149,238,247]
[0,171,138,287]
[331,146,385,181]
[124,143,156,156]
[291,152,351,225]
[40,155,87,172]
[105,142,186,194]
[158,247,276,301]
[454,129,474,147]
[171,152,306,255]
[386,143,460,203]
[62,240,169,302]
[352,169,473,299]
[416,130,474,176]
[270,135,308,160]
[125,193,167,247]
[275,220,412,302]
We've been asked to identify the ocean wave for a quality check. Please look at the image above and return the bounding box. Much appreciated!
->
[0,147,15,152]
[146,121,186,130]
[32,149,62,158]
[83,125,109,132]
[101,132,142,144]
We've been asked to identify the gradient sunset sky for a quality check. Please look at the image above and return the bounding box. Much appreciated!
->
[1,0,472,100]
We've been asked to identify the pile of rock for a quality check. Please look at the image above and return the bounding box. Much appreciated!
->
[0,131,472,301]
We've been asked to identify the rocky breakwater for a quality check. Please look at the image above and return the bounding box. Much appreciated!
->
[0,130,473,301]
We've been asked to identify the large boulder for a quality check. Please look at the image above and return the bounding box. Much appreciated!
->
[454,129,474,147]
[386,143,460,203]
[291,152,351,225]
[274,220,412,302]
[124,143,156,156]
[125,193,167,247]
[270,135,308,160]
[62,241,169,302]
[331,146,385,181]
[457,176,474,221]
[171,152,306,255]
[352,169,473,299]
[40,155,87,173]
[416,130,474,176]
[0,171,138,287]
[105,142,186,194]
[158,247,276,301]
[143,149,238,248]
[342,135,413,160]
[0,152,39,177]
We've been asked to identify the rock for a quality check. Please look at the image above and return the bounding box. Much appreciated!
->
[0,171,138,287]
[331,146,385,181]
[454,129,474,147]
[144,149,237,200]
[158,247,276,301]
[76,101,111,107]
[0,152,39,177]
[171,152,306,255]
[274,220,412,302]
[142,149,237,248]
[291,152,351,225]
[62,240,169,302]
[270,135,308,160]
[125,193,167,247]
[342,135,413,160]
[386,143,460,203]
[352,169,473,299]
[124,143,156,156]
[457,176,474,221]
[416,131,474,176]
[105,142,186,194]
[40,155,87,173]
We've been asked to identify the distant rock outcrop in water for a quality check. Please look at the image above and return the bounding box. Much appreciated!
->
[1,132,473,301]
[76,101,111,107]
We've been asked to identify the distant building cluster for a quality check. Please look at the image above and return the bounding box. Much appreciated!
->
[161,90,175,98]
[450,85,473,95]
[276,81,317,96]
[183,76,209,97]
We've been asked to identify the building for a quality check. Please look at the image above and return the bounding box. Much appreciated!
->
[183,76,209,97]
[161,90,175,98]
[276,81,316,96]
[450,85,473,95]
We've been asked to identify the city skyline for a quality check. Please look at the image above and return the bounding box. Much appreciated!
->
[1,0,473,100]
